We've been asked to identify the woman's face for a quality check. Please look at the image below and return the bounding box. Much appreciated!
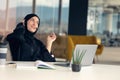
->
[27,16,39,32]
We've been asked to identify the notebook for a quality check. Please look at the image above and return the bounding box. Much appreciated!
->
[71,44,98,66]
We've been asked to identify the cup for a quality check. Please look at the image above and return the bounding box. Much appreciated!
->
[0,42,8,65]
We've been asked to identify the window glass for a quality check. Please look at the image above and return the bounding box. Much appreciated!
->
[60,0,69,35]
[16,0,32,23]
[36,0,69,35]
[0,0,32,35]
[0,0,6,35]
[36,0,59,34]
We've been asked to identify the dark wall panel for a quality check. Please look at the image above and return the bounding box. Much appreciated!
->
[68,0,88,35]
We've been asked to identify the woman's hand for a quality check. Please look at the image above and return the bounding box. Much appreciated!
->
[46,32,57,53]
[47,32,56,43]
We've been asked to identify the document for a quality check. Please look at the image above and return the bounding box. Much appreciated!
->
[35,60,55,69]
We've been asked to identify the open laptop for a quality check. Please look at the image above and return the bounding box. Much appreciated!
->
[71,44,98,66]
[54,44,98,67]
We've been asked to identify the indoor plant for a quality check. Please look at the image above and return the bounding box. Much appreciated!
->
[71,49,86,72]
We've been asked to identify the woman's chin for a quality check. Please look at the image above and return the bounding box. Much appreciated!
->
[29,30,36,33]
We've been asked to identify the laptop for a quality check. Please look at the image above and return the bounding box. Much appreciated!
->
[71,44,98,66]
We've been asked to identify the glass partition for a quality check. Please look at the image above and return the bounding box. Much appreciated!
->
[88,0,120,47]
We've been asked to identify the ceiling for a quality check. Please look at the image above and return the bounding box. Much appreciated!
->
[89,0,120,13]
[89,0,120,6]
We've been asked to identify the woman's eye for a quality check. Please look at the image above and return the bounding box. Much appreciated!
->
[30,17,39,25]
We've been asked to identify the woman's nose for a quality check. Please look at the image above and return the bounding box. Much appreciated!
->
[33,22,38,28]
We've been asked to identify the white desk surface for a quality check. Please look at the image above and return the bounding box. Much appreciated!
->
[0,62,120,80]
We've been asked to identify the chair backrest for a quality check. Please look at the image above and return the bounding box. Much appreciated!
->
[66,35,103,61]
[70,35,97,44]
[6,43,12,61]
[35,33,67,59]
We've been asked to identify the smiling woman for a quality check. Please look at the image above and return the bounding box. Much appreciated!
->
[6,13,57,62]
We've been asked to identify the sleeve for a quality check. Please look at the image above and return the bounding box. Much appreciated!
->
[37,40,56,62]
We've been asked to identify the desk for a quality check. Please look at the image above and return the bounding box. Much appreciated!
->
[0,62,120,80]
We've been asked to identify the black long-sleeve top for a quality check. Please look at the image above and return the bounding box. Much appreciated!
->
[6,23,56,62]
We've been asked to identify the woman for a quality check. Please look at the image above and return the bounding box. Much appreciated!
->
[6,13,56,62]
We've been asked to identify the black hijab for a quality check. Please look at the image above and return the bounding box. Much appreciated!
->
[24,13,40,35]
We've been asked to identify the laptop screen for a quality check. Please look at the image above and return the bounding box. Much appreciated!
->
[71,44,98,66]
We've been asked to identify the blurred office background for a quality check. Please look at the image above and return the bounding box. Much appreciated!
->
[0,0,120,47]
[88,0,120,47]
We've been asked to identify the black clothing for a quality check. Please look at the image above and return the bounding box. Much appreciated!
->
[6,22,55,62]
